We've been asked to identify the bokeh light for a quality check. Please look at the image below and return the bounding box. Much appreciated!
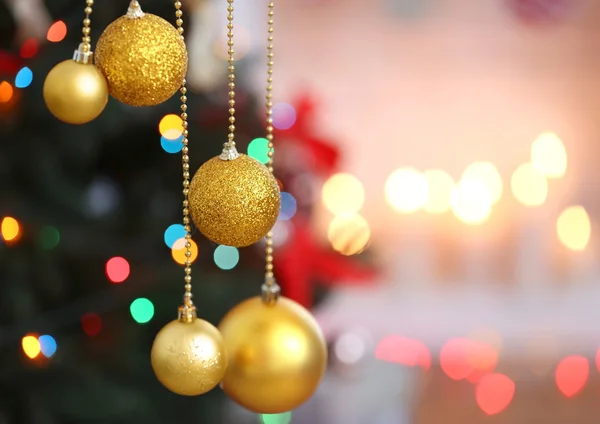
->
[164,224,186,248]
[159,114,183,140]
[172,238,199,265]
[322,173,365,215]
[440,338,474,380]
[334,333,366,365]
[423,169,454,214]
[272,103,297,130]
[385,168,428,213]
[278,192,297,221]
[510,163,548,206]
[81,313,102,337]
[214,245,240,270]
[22,335,41,359]
[39,225,60,250]
[261,412,292,424]
[531,132,567,179]
[375,335,431,370]
[15,67,33,88]
[555,355,589,398]
[476,373,515,415]
[47,20,67,42]
[1,216,20,242]
[462,161,503,204]
[327,213,371,256]
[105,256,130,284]
[20,38,39,58]
[556,206,591,251]
[271,220,292,247]
[38,335,57,358]
[0,81,14,103]
[130,298,155,324]
[247,137,271,164]
[161,134,184,154]
[451,180,492,225]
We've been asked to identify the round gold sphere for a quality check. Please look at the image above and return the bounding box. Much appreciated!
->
[151,318,227,396]
[189,154,281,247]
[218,297,327,413]
[43,60,108,124]
[95,13,187,106]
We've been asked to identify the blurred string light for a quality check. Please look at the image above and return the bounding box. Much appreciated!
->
[161,134,184,154]
[440,338,474,380]
[22,335,41,359]
[270,220,292,247]
[511,163,548,206]
[15,67,33,88]
[47,20,67,42]
[423,169,454,214]
[82,313,103,336]
[164,224,186,248]
[461,161,503,204]
[475,373,515,416]
[327,213,371,256]
[247,137,270,164]
[39,225,60,250]
[38,335,57,358]
[130,298,155,324]
[556,206,590,251]
[322,173,365,215]
[85,177,121,217]
[555,355,589,398]
[1,216,20,242]
[261,412,292,424]
[159,114,183,140]
[214,245,240,270]
[172,238,199,265]
[531,132,567,179]
[385,168,428,213]
[105,256,130,284]
[0,81,14,103]
[451,179,492,225]
[278,192,297,221]
[272,103,297,130]
[20,38,39,59]
[334,332,366,365]
[375,335,431,370]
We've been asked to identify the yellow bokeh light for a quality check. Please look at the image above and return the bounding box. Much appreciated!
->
[171,238,199,265]
[451,180,492,225]
[511,163,548,207]
[159,114,183,140]
[1,216,20,241]
[461,161,503,204]
[385,168,428,213]
[327,213,371,256]
[322,173,365,215]
[22,335,41,359]
[556,206,591,251]
[423,169,455,214]
[531,132,567,179]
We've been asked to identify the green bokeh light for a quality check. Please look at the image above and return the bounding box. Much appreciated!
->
[248,138,271,164]
[130,298,154,324]
[261,412,292,424]
[214,245,240,270]
[39,226,60,249]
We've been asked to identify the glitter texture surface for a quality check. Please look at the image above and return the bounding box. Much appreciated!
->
[95,13,187,107]
[151,318,227,396]
[189,154,281,247]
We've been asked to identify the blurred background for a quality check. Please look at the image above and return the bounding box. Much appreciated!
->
[1,0,600,423]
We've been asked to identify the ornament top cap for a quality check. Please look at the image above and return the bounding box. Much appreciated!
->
[126,1,145,18]
[220,142,240,161]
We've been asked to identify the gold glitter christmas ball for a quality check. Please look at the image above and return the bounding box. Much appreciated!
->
[189,154,281,247]
[95,4,187,107]
[219,297,328,413]
[151,317,227,396]
[43,60,108,124]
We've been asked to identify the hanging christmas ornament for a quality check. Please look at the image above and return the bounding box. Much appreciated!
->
[150,1,227,397]
[187,0,280,248]
[95,1,188,107]
[218,1,327,413]
[43,0,108,124]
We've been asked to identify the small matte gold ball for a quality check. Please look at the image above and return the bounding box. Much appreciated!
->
[43,60,108,124]
[95,13,187,106]
[151,318,227,396]
[189,154,281,247]
[219,297,327,413]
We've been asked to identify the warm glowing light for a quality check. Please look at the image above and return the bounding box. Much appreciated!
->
[451,180,492,225]
[22,335,41,359]
[81,313,102,337]
[462,161,503,204]
[20,38,39,58]
[172,238,199,264]
[159,114,183,140]
[327,213,370,256]
[47,20,67,42]
[440,338,474,380]
[105,256,131,283]
[423,169,454,214]
[555,355,589,397]
[476,373,515,415]
[510,163,548,206]
[0,81,13,103]
[467,341,499,374]
[322,173,365,215]
[375,335,431,370]
[556,206,591,251]
[385,168,428,213]
[531,132,567,179]
[1,216,20,242]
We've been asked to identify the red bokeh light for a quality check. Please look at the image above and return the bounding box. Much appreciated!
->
[595,348,600,372]
[440,338,474,380]
[81,313,102,337]
[555,355,589,398]
[20,38,39,59]
[375,335,431,370]
[105,256,130,283]
[475,373,515,415]
[47,21,67,43]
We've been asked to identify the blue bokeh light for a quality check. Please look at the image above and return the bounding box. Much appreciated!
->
[161,135,184,154]
[15,67,33,88]
[278,192,297,221]
[214,245,240,270]
[164,224,186,248]
[39,335,57,358]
